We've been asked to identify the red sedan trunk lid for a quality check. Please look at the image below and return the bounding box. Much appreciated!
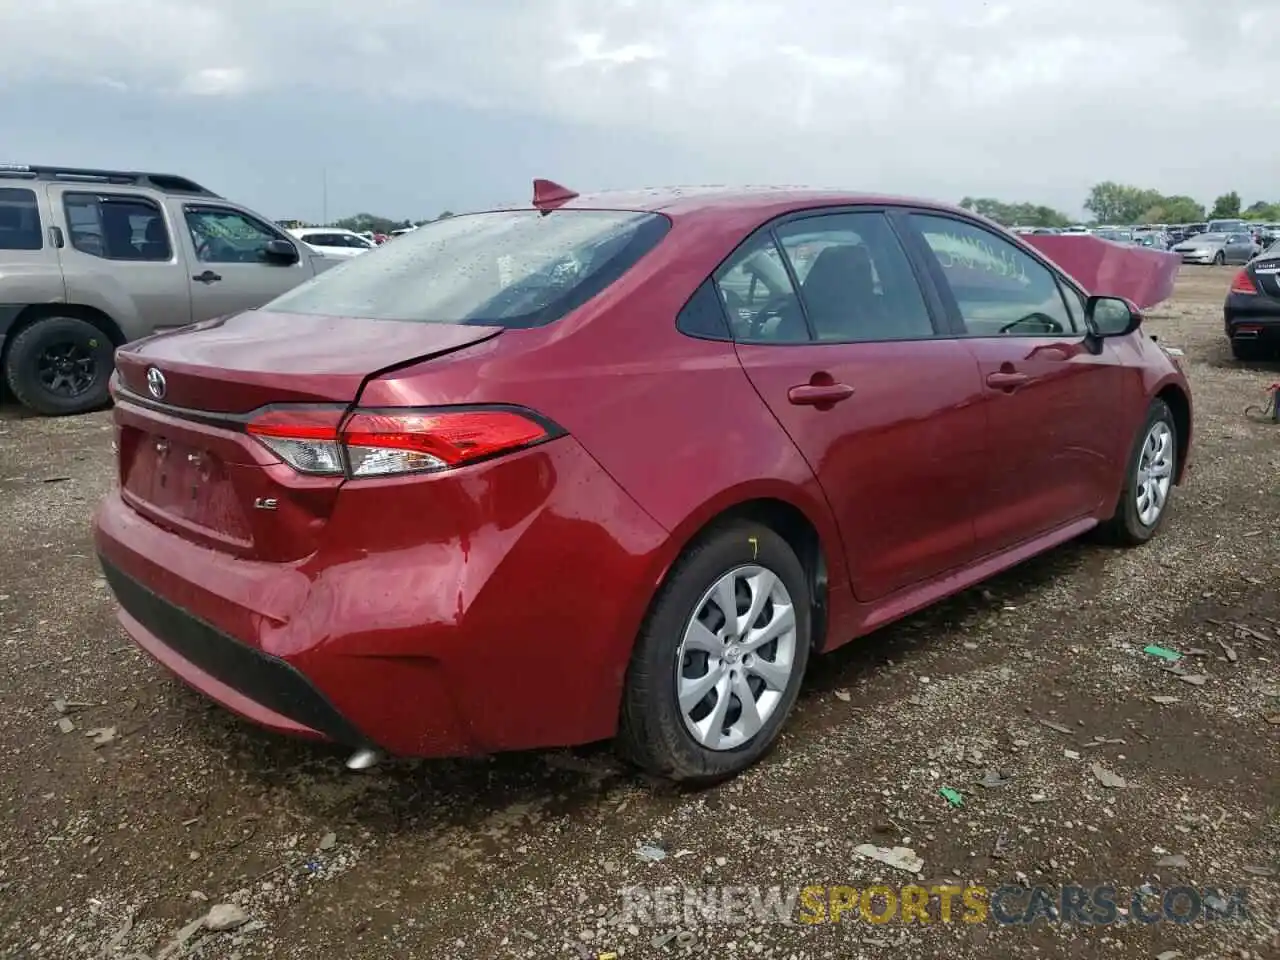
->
[114,310,501,413]
[111,310,501,561]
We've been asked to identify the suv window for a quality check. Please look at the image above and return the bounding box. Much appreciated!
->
[186,207,287,263]
[714,232,809,342]
[909,214,1077,336]
[0,187,42,250]
[64,193,172,261]
[775,213,934,342]
[268,209,670,329]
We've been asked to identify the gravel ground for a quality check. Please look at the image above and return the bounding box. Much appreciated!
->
[1,268,1277,960]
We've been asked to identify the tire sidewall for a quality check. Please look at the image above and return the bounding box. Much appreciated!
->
[626,523,811,782]
[5,317,114,416]
[1117,400,1177,543]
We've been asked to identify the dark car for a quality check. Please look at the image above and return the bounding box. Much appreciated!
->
[1224,244,1280,360]
[92,180,1193,783]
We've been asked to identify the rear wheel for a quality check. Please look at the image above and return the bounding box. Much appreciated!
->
[1097,399,1177,546]
[617,521,811,784]
[4,316,114,416]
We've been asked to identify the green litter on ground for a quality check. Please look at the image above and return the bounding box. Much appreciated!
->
[939,787,964,807]
[1143,645,1182,662]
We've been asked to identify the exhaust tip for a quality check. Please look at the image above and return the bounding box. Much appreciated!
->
[345,748,382,771]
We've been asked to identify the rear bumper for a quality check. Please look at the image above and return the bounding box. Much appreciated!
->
[100,557,372,746]
[92,437,671,758]
[1224,294,1280,341]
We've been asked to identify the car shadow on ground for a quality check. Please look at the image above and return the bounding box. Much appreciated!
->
[166,532,1116,840]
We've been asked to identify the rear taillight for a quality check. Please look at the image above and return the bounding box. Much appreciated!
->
[245,406,558,478]
[1230,269,1257,295]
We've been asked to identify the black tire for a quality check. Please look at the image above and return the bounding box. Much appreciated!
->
[617,521,811,784]
[4,317,114,416]
[1213,251,1225,266]
[1097,399,1177,546]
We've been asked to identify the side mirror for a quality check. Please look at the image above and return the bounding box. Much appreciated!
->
[1086,295,1141,338]
[262,238,299,265]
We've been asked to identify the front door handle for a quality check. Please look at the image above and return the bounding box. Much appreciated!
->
[986,371,1029,390]
[192,270,222,284]
[787,383,855,406]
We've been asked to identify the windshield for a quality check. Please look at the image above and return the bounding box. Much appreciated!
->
[1194,233,1228,242]
[268,210,670,327]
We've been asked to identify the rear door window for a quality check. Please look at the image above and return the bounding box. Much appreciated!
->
[267,210,670,328]
[774,212,935,342]
[63,193,172,261]
[0,187,42,250]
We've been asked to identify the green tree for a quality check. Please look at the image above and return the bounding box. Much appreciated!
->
[1084,182,1167,224]
[958,197,1070,228]
[1244,200,1280,220]
[1209,191,1241,219]
[333,213,404,235]
[1138,195,1205,224]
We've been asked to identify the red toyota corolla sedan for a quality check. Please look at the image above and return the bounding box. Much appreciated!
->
[93,181,1192,783]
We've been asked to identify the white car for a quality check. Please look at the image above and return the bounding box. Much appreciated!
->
[288,227,375,259]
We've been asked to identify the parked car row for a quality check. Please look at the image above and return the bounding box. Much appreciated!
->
[1013,220,1280,251]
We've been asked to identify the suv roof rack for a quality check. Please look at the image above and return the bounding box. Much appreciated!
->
[0,163,220,198]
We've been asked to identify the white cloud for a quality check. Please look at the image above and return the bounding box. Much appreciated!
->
[0,0,1275,208]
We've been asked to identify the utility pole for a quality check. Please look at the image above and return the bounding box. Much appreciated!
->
[322,168,328,225]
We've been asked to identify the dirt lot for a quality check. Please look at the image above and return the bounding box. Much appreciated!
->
[1,268,1277,960]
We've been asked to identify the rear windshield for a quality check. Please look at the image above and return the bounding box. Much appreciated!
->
[266,209,670,328]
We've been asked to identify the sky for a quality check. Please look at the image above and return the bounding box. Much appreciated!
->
[0,0,1272,223]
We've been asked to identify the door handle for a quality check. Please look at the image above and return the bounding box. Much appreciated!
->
[787,383,855,406]
[192,270,222,284]
[986,371,1029,391]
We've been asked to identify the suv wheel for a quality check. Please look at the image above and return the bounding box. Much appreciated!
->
[618,521,811,784]
[5,317,114,416]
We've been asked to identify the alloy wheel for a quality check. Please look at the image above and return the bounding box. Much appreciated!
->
[37,342,97,397]
[1135,420,1174,526]
[676,565,798,751]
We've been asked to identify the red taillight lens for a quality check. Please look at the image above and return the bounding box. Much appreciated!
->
[246,407,346,476]
[245,406,556,478]
[1230,269,1257,295]
[342,409,550,477]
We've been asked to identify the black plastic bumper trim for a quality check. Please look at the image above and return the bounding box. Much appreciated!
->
[99,556,375,749]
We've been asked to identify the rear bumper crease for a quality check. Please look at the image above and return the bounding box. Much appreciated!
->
[99,555,377,750]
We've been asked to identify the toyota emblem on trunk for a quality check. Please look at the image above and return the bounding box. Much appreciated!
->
[146,367,167,400]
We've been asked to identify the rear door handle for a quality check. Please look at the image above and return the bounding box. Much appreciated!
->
[986,371,1029,390]
[787,383,855,406]
[192,270,222,284]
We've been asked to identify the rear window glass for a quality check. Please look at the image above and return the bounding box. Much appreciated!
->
[0,187,42,251]
[267,210,670,328]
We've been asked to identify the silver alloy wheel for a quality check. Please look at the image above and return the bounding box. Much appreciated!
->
[1136,420,1174,526]
[675,565,798,751]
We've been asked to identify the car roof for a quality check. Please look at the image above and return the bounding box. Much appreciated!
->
[294,227,356,235]
[487,185,980,222]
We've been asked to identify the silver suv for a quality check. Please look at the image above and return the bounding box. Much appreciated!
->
[0,164,339,416]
